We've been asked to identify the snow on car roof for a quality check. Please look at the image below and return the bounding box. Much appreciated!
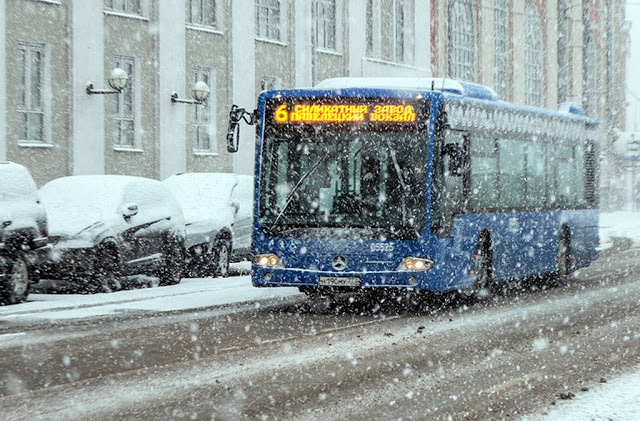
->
[0,161,38,199]
[163,173,240,224]
[40,175,166,237]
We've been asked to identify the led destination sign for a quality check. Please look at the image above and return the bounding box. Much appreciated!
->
[273,103,417,124]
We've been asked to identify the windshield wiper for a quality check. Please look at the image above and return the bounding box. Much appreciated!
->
[269,149,332,231]
[384,138,408,224]
[76,221,102,236]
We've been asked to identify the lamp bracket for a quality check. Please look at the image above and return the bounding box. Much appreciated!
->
[86,82,122,95]
[170,92,204,105]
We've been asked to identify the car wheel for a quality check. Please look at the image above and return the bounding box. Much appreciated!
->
[185,246,205,278]
[214,241,230,278]
[93,248,121,293]
[159,240,184,286]
[0,255,30,305]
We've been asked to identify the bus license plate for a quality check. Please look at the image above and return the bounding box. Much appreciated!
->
[318,276,360,287]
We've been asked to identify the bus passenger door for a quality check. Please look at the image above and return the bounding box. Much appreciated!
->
[431,127,471,286]
[432,129,466,238]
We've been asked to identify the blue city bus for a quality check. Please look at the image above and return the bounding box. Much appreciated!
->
[227,78,600,302]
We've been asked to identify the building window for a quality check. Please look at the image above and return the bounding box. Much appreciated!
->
[261,75,282,91]
[113,56,135,148]
[186,0,217,28]
[366,0,374,55]
[582,0,596,116]
[255,0,281,41]
[18,42,45,143]
[582,31,596,115]
[104,0,141,14]
[494,0,509,99]
[393,0,414,64]
[557,0,569,103]
[313,0,336,51]
[193,66,215,153]
[365,0,381,58]
[449,0,476,81]
[524,3,543,106]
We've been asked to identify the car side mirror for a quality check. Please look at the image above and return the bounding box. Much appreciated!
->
[122,203,139,219]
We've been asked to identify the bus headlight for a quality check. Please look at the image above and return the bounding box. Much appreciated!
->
[397,257,433,272]
[254,253,281,268]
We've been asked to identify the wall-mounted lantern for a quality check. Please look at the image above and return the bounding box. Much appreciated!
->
[171,81,210,105]
[86,68,129,95]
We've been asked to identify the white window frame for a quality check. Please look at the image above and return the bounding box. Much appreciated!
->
[261,75,282,92]
[494,0,508,99]
[449,0,476,82]
[255,0,285,43]
[104,0,144,16]
[392,0,414,64]
[186,0,218,29]
[313,0,337,52]
[557,0,569,102]
[17,41,48,144]
[365,0,380,57]
[524,3,543,106]
[192,66,217,154]
[113,56,137,149]
[582,30,597,115]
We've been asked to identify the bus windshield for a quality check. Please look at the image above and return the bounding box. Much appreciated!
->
[258,125,428,239]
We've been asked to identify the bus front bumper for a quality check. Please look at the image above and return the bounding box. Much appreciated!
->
[251,265,446,292]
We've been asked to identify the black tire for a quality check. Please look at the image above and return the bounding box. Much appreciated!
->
[305,288,334,313]
[159,240,185,286]
[93,248,121,293]
[185,246,206,278]
[555,228,571,285]
[0,254,30,305]
[473,233,493,302]
[213,241,230,278]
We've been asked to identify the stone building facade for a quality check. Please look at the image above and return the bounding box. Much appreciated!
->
[0,0,628,188]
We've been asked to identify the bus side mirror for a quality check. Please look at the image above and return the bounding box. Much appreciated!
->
[227,105,258,153]
[443,143,463,177]
[227,119,240,153]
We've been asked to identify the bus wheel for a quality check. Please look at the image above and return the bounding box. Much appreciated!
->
[555,228,571,285]
[305,288,334,313]
[473,234,493,302]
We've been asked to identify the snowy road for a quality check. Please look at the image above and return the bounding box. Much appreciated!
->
[1,242,639,420]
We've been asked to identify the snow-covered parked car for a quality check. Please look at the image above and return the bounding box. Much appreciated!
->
[163,172,253,277]
[0,161,49,305]
[39,175,186,292]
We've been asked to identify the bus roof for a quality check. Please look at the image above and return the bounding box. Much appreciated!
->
[258,77,598,125]
[314,77,499,101]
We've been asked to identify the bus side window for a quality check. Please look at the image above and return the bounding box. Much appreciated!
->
[470,137,498,211]
[497,138,526,210]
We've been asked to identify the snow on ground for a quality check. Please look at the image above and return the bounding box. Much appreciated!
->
[525,366,640,420]
[599,211,640,249]
[2,212,640,419]
[527,210,640,420]
[0,262,300,323]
